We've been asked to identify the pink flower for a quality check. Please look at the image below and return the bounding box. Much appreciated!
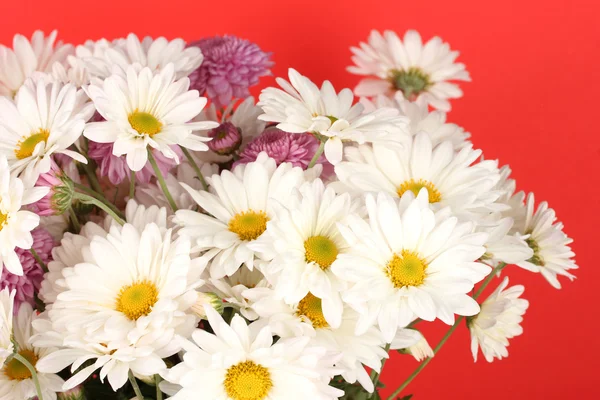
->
[207,122,242,155]
[236,128,326,168]
[0,228,54,312]
[34,161,74,216]
[88,141,182,185]
[188,35,273,107]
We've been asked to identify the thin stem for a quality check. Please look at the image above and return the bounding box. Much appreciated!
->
[73,182,124,217]
[181,147,208,191]
[81,161,104,196]
[386,263,506,400]
[73,193,126,225]
[155,374,163,400]
[307,140,325,169]
[148,150,178,212]
[29,248,47,273]
[68,206,81,232]
[129,170,136,199]
[369,343,391,398]
[128,370,144,400]
[13,353,43,400]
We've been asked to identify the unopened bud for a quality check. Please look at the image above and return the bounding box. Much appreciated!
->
[191,292,224,319]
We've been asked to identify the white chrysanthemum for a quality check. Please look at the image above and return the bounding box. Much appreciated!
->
[348,30,470,111]
[174,153,307,278]
[0,156,47,275]
[250,179,355,328]
[0,304,65,400]
[334,133,503,222]
[391,329,433,362]
[469,277,529,362]
[0,78,91,184]
[160,307,343,400]
[0,288,15,364]
[478,216,533,266]
[0,30,73,97]
[512,193,577,289]
[258,68,407,164]
[361,93,470,149]
[75,34,203,81]
[332,191,490,342]
[248,288,387,393]
[34,214,202,391]
[83,64,217,171]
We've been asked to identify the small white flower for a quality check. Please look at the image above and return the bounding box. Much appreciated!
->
[0,156,48,275]
[391,329,433,362]
[332,191,490,342]
[0,78,91,185]
[258,68,407,164]
[348,30,470,111]
[469,277,529,362]
[160,307,343,400]
[0,288,15,364]
[0,30,73,97]
[84,64,217,171]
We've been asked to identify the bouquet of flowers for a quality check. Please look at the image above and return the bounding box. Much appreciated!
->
[0,28,577,400]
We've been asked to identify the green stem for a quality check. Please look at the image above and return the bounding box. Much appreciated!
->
[73,193,126,225]
[385,263,506,400]
[13,353,43,400]
[128,370,144,400]
[68,206,81,232]
[73,182,124,217]
[181,147,209,191]
[155,374,163,400]
[148,150,178,212]
[307,140,325,169]
[129,170,136,199]
[369,343,391,398]
[81,161,104,196]
[29,248,48,273]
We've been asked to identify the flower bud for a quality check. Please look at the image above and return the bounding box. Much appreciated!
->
[58,385,86,400]
[191,292,224,319]
[207,122,242,155]
[34,161,75,216]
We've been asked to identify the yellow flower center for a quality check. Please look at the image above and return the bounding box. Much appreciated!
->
[14,129,50,160]
[0,211,7,231]
[224,360,273,400]
[304,235,339,270]
[397,179,441,203]
[228,210,269,241]
[128,111,162,137]
[386,250,428,288]
[296,292,329,329]
[3,349,38,381]
[115,280,159,320]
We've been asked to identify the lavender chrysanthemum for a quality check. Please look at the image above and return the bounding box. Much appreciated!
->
[236,128,326,169]
[188,35,273,107]
[0,228,53,312]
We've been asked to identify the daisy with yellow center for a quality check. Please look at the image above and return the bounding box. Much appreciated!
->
[332,191,490,342]
[160,307,343,400]
[249,179,353,329]
[84,63,217,172]
[175,153,307,279]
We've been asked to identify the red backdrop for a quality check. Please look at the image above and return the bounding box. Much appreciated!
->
[1,0,598,398]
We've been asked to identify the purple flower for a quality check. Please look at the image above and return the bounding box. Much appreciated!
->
[188,36,273,107]
[88,141,182,185]
[1,228,54,312]
[207,122,243,155]
[236,128,326,168]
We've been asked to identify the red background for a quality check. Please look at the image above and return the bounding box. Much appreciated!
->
[2,0,598,398]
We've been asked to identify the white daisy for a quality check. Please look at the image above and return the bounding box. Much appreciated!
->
[334,133,503,222]
[174,152,308,279]
[0,288,15,364]
[34,219,202,391]
[160,307,343,400]
[391,329,433,362]
[0,30,73,97]
[0,303,65,400]
[248,288,388,393]
[512,193,577,289]
[348,30,470,111]
[258,68,407,164]
[469,277,529,362]
[0,155,48,275]
[332,191,490,342]
[250,179,355,328]
[75,34,203,81]
[0,78,91,185]
[478,216,533,266]
[83,64,218,171]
